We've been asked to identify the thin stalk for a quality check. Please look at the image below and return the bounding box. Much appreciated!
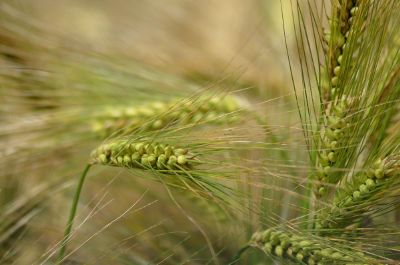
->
[229,245,250,265]
[57,164,92,264]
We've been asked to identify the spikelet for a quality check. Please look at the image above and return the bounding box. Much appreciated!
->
[90,138,194,171]
[250,228,370,264]
[317,154,400,230]
[91,94,241,138]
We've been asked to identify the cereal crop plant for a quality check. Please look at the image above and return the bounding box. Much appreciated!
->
[0,0,399,264]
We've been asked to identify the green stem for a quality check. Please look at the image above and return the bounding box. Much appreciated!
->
[229,245,250,265]
[57,164,91,264]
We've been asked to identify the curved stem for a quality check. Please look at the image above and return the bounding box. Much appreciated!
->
[57,164,92,264]
[229,245,250,265]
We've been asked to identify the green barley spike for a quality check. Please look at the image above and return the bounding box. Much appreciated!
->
[91,95,241,138]
[317,154,400,230]
[250,228,372,265]
[313,96,352,196]
[90,139,194,170]
[315,0,366,197]
[322,0,363,101]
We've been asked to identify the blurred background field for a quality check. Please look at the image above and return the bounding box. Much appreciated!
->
[0,1,310,264]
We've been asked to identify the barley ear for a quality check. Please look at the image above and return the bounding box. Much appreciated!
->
[313,96,353,196]
[248,228,373,264]
[90,139,194,171]
[91,94,242,139]
[322,0,364,102]
[317,154,400,230]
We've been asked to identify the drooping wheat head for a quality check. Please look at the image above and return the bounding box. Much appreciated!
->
[91,94,242,139]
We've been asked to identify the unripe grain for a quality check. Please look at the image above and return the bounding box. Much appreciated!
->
[91,95,241,138]
[90,139,194,170]
[321,0,363,101]
[314,96,352,196]
[317,155,400,229]
[250,228,370,264]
